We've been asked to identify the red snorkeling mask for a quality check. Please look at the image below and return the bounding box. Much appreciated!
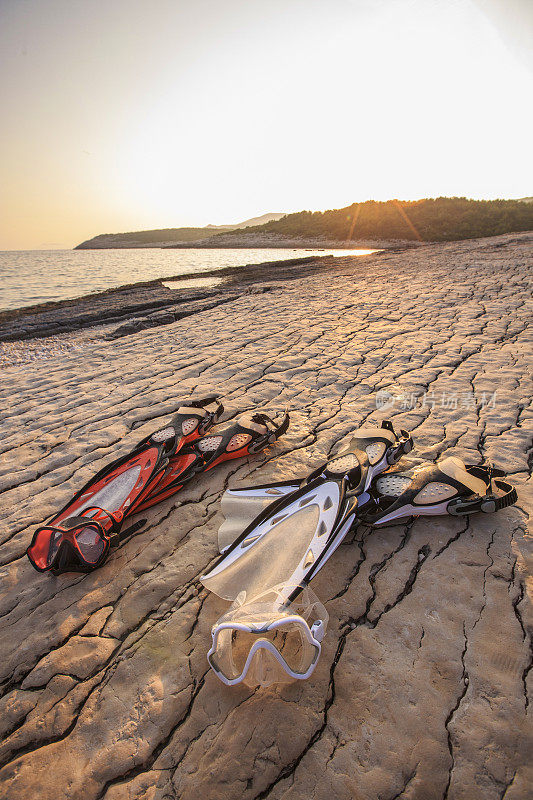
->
[26,507,129,573]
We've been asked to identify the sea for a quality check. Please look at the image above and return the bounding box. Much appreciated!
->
[0,248,377,313]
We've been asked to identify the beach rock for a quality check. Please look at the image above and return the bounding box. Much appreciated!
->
[0,286,222,343]
[21,635,119,688]
[105,294,240,339]
[0,231,531,800]
[109,317,151,337]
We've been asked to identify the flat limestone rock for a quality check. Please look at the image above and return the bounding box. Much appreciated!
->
[0,232,531,800]
[79,606,114,636]
[21,635,120,688]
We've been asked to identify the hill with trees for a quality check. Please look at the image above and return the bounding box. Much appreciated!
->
[215,197,533,243]
[74,213,286,249]
[75,199,533,248]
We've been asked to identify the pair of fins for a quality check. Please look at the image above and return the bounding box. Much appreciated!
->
[201,420,517,605]
[26,397,289,574]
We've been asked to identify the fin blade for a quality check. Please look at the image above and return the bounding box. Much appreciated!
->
[218,484,300,552]
[203,480,342,601]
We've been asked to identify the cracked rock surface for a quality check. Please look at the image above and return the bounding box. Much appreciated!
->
[0,232,532,800]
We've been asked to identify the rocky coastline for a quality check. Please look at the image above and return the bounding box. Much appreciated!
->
[0,231,531,799]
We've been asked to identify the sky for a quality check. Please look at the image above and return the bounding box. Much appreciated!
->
[0,0,532,250]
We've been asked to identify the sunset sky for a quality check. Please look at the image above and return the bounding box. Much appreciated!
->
[1,0,532,250]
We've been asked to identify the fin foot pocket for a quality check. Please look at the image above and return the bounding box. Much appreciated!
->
[136,410,290,512]
[363,458,517,525]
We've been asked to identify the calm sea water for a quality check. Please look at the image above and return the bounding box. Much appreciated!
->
[0,247,377,312]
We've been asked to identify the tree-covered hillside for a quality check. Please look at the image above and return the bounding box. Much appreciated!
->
[224,198,533,242]
[74,227,233,249]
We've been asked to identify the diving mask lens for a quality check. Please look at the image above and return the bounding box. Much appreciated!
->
[74,525,107,563]
[208,584,328,686]
[210,617,319,683]
[27,528,63,570]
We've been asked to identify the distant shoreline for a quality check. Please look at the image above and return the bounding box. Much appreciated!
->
[75,236,416,251]
[161,237,419,250]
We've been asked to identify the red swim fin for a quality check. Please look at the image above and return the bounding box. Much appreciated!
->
[26,397,223,574]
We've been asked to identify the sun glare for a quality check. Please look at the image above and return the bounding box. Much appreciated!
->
[0,0,532,248]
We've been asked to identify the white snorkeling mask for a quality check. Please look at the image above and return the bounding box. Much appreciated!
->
[207,584,328,687]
